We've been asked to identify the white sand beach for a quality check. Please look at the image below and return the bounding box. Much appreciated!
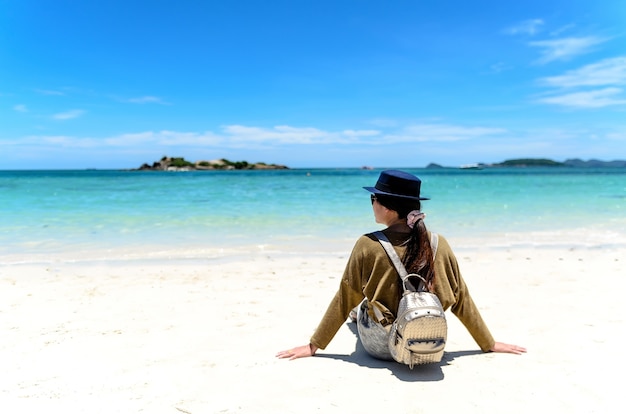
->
[1,242,623,413]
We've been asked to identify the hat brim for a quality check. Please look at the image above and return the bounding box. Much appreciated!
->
[363,186,429,201]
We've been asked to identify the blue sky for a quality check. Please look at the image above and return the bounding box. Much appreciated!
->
[1,0,625,169]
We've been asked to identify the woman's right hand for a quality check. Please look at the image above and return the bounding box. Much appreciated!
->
[276,343,318,360]
[490,341,527,354]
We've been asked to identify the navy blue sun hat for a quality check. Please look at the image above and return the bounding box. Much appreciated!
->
[363,170,430,200]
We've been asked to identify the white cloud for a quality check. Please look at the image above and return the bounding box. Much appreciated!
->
[35,89,65,96]
[605,131,626,141]
[51,109,85,120]
[14,131,222,150]
[222,125,339,144]
[14,135,98,148]
[126,96,167,104]
[505,19,544,36]
[6,123,507,154]
[13,104,28,112]
[220,125,385,145]
[7,121,625,168]
[368,118,399,128]
[550,23,576,37]
[390,124,507,142]
[529,36,608,64]
[537,87,626,108]
[342,129,380,137]
[105,131,222,146]
[535,57,626,109]
[489,62,513,73]
[539,56,626,88]
[104,132,158,146]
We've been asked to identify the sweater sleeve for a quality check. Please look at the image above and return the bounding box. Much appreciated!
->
[434,236,496,352]
[309,239,367,350]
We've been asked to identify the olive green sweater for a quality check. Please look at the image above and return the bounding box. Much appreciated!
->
[310,230,495,352]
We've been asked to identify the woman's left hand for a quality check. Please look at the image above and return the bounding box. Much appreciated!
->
[490,341,527,354]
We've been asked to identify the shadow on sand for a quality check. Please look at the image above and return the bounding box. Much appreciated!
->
[314,323,482,381]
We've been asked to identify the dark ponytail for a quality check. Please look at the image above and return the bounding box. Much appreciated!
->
[402,218,435,289]
[376,194,435,290]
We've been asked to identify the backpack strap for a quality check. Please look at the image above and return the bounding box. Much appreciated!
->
[431,232,439,259]
[373,231,439,292]
[373,231,408,278]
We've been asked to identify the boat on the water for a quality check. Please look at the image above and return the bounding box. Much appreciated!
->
[459,163,483,170]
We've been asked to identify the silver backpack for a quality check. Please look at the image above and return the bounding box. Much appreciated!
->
[374,231,447,368]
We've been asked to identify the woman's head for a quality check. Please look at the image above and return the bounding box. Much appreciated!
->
[373,194,420,219]
[364,170,427,218]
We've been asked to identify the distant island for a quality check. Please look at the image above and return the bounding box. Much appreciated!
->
[133,156,625,171]
[427,158,626,169]
[495,158,626,168]
[135,156,289,171]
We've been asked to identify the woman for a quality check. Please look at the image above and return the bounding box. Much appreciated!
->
[277,170,526,361]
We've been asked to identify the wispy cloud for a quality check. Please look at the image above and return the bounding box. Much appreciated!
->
[550,23,576,37]
[368,118,399,128]
[536,57,626,108]
[537,87,626,108]
[605,131,626,142]
[223,123,506,145]
[35,88,65,96]
[386,124,507,143]
[13,104,28,112]
[126,96,168,104]
[342,129,380,137]
[51,109,85,120]
[104,131,222,147]
[7,122,506,153]
[539,56,626,88]
[489,62,514,74]
[504,19,544,36]
[5,122,625,169]
[223,125,351,145]
[529,36,609,64]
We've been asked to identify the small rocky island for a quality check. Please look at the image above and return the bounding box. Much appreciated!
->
[135,156,289,171]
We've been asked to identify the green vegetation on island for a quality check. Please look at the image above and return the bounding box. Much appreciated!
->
[136,156,289,171]
[426,158,626,169]
[492,158,625,168]
[494,158,564,167]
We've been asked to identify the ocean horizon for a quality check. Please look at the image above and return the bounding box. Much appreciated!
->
[1,167,625,265]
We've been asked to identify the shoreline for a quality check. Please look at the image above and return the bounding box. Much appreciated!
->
[2,224,625,266]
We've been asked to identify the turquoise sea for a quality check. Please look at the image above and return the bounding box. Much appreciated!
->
[1,168,625,264]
